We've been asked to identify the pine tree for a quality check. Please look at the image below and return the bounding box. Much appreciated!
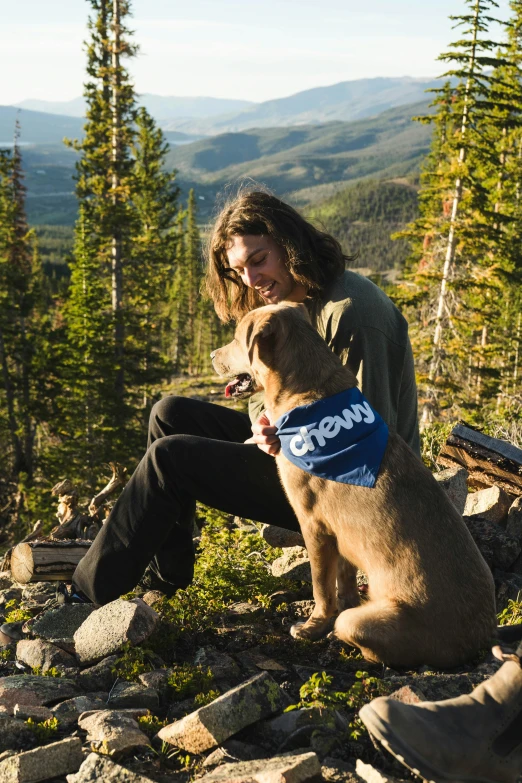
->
[396,0,522,422]
[0,125,48,487]
[60,0,181,484]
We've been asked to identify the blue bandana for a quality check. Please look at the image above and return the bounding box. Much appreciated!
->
[275,388,388,488]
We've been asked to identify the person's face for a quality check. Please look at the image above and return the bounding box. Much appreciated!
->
[226,234,307,304]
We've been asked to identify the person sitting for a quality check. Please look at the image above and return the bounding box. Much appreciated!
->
[69,189,421,605]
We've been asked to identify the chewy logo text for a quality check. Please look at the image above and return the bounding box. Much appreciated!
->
[289,402,375,457]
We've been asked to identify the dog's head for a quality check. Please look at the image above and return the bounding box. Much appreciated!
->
[212,302,310,399]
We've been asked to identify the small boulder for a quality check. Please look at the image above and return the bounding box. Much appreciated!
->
[261,525,305,549]
[0,716,35,753]
[77,709,151,757]
[67,752,157,783]
[51,694,108,726]
[74,599,159,665]
[32,604,95,646]
[77,655,119,692]
[433,467,469,515]
[272,547,312,583]
[194,647,241,681]
[0,675,78,713]
[464,486,512,525]
[389,685,426,704]
[0,737,82,783]
[16,640,77,673]
[465,516,521,570]
[13,704,53,721]
[108,681,159,711]
[197,751,321,783]
[355,760,405,783]
[158,672,286,753]
[322,757,362,782]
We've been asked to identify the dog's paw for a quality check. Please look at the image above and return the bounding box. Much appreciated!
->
[290,618,334,641]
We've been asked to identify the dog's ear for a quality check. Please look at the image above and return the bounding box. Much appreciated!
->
[246,311,281,365]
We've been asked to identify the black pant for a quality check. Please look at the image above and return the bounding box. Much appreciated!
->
[73,396,299,605]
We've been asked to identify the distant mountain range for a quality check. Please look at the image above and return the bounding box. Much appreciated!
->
[10,76,440,138]
[2,99,432,226]
[15,95,253,121]
[0,106,203,147]
[165,100,433,202]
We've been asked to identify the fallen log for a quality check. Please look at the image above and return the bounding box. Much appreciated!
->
[10,540,92,584]
[437,423,522,496]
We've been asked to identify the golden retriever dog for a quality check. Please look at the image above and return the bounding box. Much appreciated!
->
[212,302,497,668]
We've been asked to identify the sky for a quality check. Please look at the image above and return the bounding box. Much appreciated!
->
[0,0,512,106]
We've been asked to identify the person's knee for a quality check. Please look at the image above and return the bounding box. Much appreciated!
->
[149,396,192,439]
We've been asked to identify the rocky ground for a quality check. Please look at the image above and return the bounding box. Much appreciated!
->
[0,467,521,783]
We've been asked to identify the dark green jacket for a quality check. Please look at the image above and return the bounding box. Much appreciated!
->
[248,270,421,455]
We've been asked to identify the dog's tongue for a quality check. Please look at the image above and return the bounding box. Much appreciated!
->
[225,378,239,398]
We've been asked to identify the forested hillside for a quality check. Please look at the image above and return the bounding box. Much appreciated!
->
[308,179,419,272]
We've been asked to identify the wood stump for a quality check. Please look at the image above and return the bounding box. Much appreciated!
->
[10,541,92,584]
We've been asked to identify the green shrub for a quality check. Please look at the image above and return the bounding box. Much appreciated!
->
[286,670,388,741]
[26,717,60,742]
[167,663,215,702]
[498,595,522,626]
[112,642,155,682]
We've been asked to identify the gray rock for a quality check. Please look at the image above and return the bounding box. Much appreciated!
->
[66,752,157,783]
[51,694,108,725]
[194,647,241,681]
[12,704,53,722]
[78,655,119,692]
[32,604,95,645]
[322,758,362,782]
[257,707,324,747]
[197,751,321,783]
[464,486,512,524]
[21,583,56,605]
[0,716,35,753]
[74,599,159,665]
[388,685,426,704]
[355,760,406,783]
[465,515,521,570]
[16,640,77,673]
[0,589,23,608]
[0,676,78,713]
[272,548,312,583]
[261,526,305,549]
[0,737,82,783]
[506,497,522,542]
[108,682,159,711]
[433,467,469,515]
[158,672,286,753]
[138,669,170,693]
[77,709,151,757]
[203,739,267,768]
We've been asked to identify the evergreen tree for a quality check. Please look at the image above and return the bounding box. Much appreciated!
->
[60,0,181,485]
[0,125,48,491]
[396,0,522,422]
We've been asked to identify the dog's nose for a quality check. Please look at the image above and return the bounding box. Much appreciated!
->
[210,350,217,359]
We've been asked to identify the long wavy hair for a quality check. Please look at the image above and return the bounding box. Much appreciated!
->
[206,189,351,323]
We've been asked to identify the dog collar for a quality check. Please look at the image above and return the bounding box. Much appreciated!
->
[275,387,388,487]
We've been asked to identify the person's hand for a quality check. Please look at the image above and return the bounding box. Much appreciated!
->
[244,412,281,456]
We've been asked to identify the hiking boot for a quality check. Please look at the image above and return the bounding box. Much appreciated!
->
[359,658,522,783]
[135,566,180,599]
[56,582,93,605]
